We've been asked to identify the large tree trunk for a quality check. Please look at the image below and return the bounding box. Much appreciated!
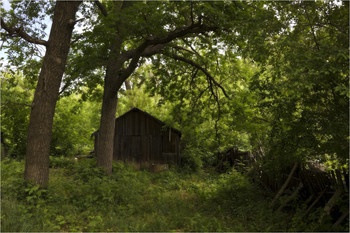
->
[24,1,81,186]
[95,75,118,174]
[95,38,124,174]
[95,2,127,174]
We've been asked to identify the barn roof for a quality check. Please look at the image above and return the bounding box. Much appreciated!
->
[117,107,182,137]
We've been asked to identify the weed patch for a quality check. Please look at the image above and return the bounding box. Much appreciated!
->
[1,158,345,232]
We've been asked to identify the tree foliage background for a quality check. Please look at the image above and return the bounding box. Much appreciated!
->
[1,0,348,169]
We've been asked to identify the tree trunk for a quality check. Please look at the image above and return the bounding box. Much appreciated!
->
[24,1,81,186]
[95,79,118,174]
[95,2,129,174]
[95,38,124,174]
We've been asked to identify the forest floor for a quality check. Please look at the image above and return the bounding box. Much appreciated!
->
[0,158,342,232]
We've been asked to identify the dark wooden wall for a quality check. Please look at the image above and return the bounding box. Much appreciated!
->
[113,109,181,168]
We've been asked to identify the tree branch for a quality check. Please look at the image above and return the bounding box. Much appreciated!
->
[124,80,132,90]
[70,34,84,45]
[302,5,320,50]
[1,18,48,46]
[141,44,167,57]
[94,0,108,17]
[120,23,218,62]
[164,53,229,98]
[2,101,32,108]
[118,22,218,88]
[171,45,195,55]
[182,38,202,58]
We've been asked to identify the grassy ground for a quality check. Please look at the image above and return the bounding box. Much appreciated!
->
[0,158,345,232]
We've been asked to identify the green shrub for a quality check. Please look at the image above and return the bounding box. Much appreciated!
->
[1,159,26,200]
[180,147,203,173]
[49,156,74,168]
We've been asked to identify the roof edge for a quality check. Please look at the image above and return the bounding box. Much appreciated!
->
[116,107,182,136]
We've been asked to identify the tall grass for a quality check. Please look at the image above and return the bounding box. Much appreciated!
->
[1,158,345,232]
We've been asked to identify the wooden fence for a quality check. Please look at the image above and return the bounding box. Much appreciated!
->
[252,164,349,229]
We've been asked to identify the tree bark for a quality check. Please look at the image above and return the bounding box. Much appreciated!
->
[95,1,129,174]
[95,41,124,174]
[24,1,81,186]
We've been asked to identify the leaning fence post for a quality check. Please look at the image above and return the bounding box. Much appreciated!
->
[270,162,299,207]
[277,182,303,212]
[302,188,326,218]
[318,189,342,224]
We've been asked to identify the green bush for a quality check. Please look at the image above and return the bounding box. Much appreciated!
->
[1,159,26,200]
[49,156,74,168]
[180,147,203,173]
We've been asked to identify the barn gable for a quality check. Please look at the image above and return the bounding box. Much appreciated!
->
[113,108,181,169]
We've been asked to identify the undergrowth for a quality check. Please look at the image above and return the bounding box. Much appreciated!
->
[1,158,346,232]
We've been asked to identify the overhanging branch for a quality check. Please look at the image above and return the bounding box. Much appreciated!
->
[118,22,218,82]
[164,53,229,99]
[120,23,218,62]
[94,0,108,17]
[1,18,48,46]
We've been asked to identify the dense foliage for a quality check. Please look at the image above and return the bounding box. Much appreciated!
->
[1,72,100,158]
[2,158,345,232]
[0,0,348,231]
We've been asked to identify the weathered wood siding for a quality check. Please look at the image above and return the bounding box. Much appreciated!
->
[113,108,181,168]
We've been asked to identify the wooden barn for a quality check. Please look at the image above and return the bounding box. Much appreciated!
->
[94,108,181,170]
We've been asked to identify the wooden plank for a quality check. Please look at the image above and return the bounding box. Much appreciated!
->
[123,117,126,136]
[125,136,132,162]
[155,136,161,163]
[270,162,299,207]
[314,172,325,192]
[149,135,153,164]
[320,173,331,190]
[113,135,118,160]
[277,182,303,212]
[134,111,139,135]
[162,153,177,164]
[330,208,349,231]
[135,112,140,135]
[300,170,314,195]
[306,171,318,194]
[329,170,338,191]
[311,173,320,193]
[128,113,132,135]
[117,136,122,160]
[335,169,344,192]
[319,190,342,224]
[131,136,141,163]
[133,111,137,135]
[303,170,317,195]
[302,188,326,218]
[139,113,143,135]
[342,167,349,192]
[141,135,148,167]
[304,194,314,206]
